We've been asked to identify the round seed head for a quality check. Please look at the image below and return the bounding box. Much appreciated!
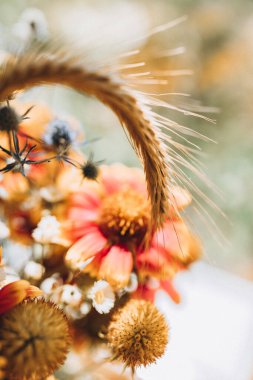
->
[107,299,169,369]
[81,160,99,180]
[0,298,71,380]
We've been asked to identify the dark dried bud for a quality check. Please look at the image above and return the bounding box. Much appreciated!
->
[0,106,20,132]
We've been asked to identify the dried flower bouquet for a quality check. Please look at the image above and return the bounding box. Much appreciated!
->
[0,11,208,380]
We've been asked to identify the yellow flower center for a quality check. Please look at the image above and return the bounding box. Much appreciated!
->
[99,189,150,246]
[94,290,105,304]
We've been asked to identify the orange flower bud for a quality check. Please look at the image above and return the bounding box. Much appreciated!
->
[0,280,42,315]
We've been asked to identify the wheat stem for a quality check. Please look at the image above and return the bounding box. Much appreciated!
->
[0,52,170,228]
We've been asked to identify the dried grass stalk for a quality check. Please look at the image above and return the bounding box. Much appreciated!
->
[0,50,170,228]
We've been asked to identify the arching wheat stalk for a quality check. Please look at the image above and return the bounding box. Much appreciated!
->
[0,45,215,230]
[0,50,171,228]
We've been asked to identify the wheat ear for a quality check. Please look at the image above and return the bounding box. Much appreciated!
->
[0,51,170,228]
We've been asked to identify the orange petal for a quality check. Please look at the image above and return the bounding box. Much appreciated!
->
[0,280,42,315]
[161,279,181,304]
[137,247,179,279]
[132,284,156,303]
[154,221,191,261]
[98,246,133,288]
[25,284,43,298]
[101,164,146,195]
[65,227,107,268]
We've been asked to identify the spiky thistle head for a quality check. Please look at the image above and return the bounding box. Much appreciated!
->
[81,156,100,181]
[0,105,20,132]
[107,299,169,370]
[0,298,71,380]
[43,119,77,154]
[0,104,33,132]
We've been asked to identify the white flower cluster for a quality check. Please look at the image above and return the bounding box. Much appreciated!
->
[40,276,117,318]
[23,261,45,281]
[32,214,61,245]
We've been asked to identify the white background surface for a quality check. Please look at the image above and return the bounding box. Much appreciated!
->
[138,262,253,380]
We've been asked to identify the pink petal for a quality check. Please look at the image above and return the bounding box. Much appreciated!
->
[161,279,181,304]
[137,247,168,272]
[67,208,99,240]
[101,164,147,196]
[133,284,156,303]
[152,221,191,259]
[98,246,133,287]
[65,227,107,267]
[83,249,108,277]
[70,188,101,210]
[69,208,98,222]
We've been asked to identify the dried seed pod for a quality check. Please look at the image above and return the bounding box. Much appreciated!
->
[81,157,100,181]
[107,299,169,369]
[0,298,71,380]
[0,104,33,132]
[0,106,20,132]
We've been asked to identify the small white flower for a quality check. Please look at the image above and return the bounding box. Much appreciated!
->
[64,305,82,319]
[80,302,92,316]
[50,287,63,304]
[60,285,83,307]
[124,272,138,293]
[88,280,115,314]
[40,276,60,294]
[0,220,10,240]
[23,261,45,281]
[32,214,61,244]
[40,186,65,203]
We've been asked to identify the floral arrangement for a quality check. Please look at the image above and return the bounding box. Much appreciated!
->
[0,9,205,380]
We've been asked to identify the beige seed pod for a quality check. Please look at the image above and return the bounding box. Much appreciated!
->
[0,298,71,380]
[107,299,169,370]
